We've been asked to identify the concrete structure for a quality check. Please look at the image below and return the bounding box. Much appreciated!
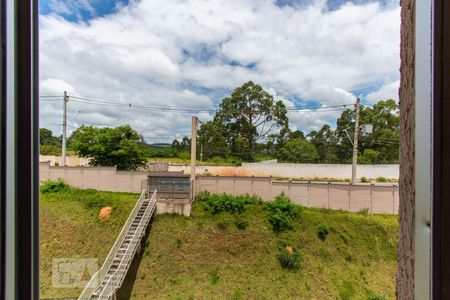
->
[40,155,90,166]
[168,162,399,180]
[40,162,398,215]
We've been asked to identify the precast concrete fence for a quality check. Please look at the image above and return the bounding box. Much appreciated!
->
[39,162,399,214]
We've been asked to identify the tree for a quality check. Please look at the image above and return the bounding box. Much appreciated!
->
[307,124,338,163]
[40,128,61,147]
[335,99,399,164]
[277,140,319,163]
[70,125,147,170]
[198,81,289,160]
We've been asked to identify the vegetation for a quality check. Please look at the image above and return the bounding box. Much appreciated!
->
[129,194,398,299]
[40,128,62,155]
[40,187,398,299]
[317,222,330,241]
[277,240,301,270]
[40,184,137,298]
[197,81,289,161]
[266,192,301,232]
[40,179,69,194]
[70,125,148,170]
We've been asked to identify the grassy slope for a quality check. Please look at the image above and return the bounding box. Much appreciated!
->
[130,204,398,300]
[40,188,138,298]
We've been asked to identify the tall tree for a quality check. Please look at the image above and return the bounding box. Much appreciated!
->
[277,140,319,163]
[198,81,289,159]
[70,125,147,170]
[307,124,338,163]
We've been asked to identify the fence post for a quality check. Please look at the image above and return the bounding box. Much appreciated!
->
[270,176,273,200]
[216,175,219,194]
[288,180,292,199]
[327,182,330,209]
[233,175,236,196]
[81,166,84,189]
[307,181,310,207]
[251,176,254,195]
[392,184,396,215]
[370,184,374,214]
[97,166,100,190]
[348,183,351,212]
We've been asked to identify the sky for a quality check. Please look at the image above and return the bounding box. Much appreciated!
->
[39,0,401,143]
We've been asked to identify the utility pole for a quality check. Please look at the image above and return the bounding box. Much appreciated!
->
[62,91,68,166]
[190,116,197,200]
[351,97,360,184]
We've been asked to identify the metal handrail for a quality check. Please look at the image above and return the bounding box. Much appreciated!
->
[96,191,157,299]
[78,190,147,300]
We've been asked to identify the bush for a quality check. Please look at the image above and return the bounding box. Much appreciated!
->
[317,223,330,240]
[266,192,301,232]
[267,210,290,232]
[376,176,388,182]
[84,197,112,210]
[234,219,249,230]
[197,192,262,214]
[277,241,301,270]
[40,179,69,194]
[360,176,369,183]
[266,192,301,218]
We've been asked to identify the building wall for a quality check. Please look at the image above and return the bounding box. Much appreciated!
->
[397,0,415,298]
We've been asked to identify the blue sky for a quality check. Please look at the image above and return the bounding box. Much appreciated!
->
[39,0,400,142]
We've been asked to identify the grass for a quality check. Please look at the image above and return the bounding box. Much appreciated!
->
[40,187,138,298]
[129,200,398,299]
[40,187,398,299]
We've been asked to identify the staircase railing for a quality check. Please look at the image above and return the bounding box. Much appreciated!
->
[96,190,157,299]
[78,190,149,300]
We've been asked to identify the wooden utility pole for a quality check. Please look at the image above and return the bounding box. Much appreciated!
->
[62,91,68,166]
[190,116,197,200]
[351,97,360,184]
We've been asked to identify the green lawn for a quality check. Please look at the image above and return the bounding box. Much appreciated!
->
[40,188,138,298]
[130,201,398,299]
[40,187,398,300]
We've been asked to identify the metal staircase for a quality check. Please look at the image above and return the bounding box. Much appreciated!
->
[79,190,157,300]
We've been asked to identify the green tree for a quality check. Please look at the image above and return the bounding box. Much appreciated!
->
[277,140,319,163]
[198,81,289,160]
[40,144,61,156]
[307,124,338,163]
[70,125,147,170]
[335,99,399,164]
[40,128,61,147]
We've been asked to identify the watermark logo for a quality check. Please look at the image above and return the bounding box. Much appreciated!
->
[52,258,98,288]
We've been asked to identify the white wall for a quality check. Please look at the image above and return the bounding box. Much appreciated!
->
[169,162,399,180]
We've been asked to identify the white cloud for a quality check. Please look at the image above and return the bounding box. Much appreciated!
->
[365,80,399,103]
[39,0,400,141]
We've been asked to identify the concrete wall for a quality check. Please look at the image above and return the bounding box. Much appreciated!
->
[196,176,398,215]
[40,162,398,214]
[39,155,90,166]
[39,162,147,193]
[169,162,399,180]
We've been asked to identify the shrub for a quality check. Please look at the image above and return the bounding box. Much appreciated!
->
[376,176,388,182]
[84,197,112,210]
[197,192,262,214]
[277,241,301,270]
[266,192,301,232]
[360,176,369,183]
[267,210,290,232]
[359,207,369,215]
[234,219,249,230]
[217,221,228,231]
[40,179,69,194]
[317,223,330,240]
[266,192,301,218]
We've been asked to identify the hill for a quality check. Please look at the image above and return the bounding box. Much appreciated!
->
[40,186,398,299]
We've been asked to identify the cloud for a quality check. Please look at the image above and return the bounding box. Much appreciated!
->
[365,80,399,103]
[39,0,400,142]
